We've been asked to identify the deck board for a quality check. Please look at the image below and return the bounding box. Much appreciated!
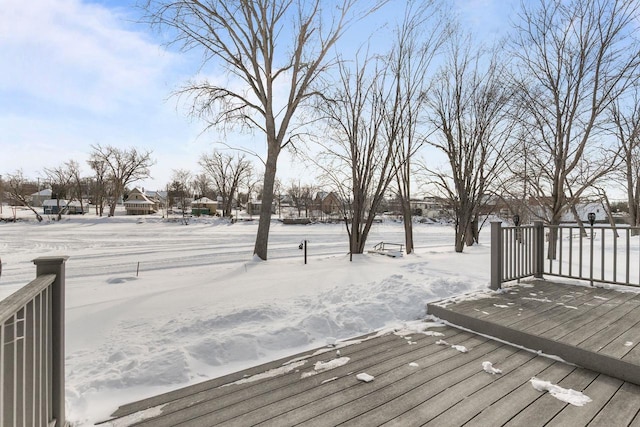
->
[105,280,640,427]
[546,374,623,426]
[427,280,640,386]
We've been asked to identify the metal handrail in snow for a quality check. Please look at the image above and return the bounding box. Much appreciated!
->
[0,256,68,427]
[491,221,640,289]
[372,242,405,253]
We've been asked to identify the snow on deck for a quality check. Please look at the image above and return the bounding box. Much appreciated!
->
[428,279,640,388]
[105,320,640,426]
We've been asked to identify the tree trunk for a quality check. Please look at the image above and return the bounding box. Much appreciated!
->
[253,146,279,260]
[401,200,414,254]
[454,228,464,252]
[109,191,119,217]
[547,212,561,260]
[465,217,479,247]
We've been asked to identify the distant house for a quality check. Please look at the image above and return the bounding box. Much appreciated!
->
[525,197,608,223]
[67,200,88,214]
[409,197,449,218]
[191,197,217,216]
[124,188,157,215]
[43,199,88,215]
[315,192,342,215]
[146,190,167,210]
[31,189,53,207]
[43,199,66,215]
[247,201,275,215]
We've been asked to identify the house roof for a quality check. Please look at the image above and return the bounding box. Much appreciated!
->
[193,197,216,204]
[43,199,67,207]
[124,199,154,205]
[32,189,53,197]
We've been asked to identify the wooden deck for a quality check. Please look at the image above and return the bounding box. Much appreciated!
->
[428,279,640,386]
[104,280,640,426]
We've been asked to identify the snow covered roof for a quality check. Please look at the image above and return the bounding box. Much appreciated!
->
[43,199,67,207]
[193,197,217,204]
[32,188,53,197]
[124,199,154,205]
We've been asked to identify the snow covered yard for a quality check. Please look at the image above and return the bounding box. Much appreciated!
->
[0,212,491,425]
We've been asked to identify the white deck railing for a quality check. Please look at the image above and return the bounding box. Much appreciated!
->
[0,257,68,427]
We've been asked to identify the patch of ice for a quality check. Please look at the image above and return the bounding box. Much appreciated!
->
[482,361,502,374]
[451,345,468,353]
[530,377,591,406]
[102,404,165,426]
[393,320,446,338]
[301,357,350,378]
[523,297,552,303]
[625,341,634,347]
[593,296,609,300]
[221,360,306,386]
[356,373,375,382]
[556,303,578,309]
[321,377,338,384]
[493,304,509,308]
[409,362,419,367]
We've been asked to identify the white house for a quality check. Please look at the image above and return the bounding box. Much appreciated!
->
[31,189,53,207]
[124,188,157,215]
[191,197,217,216]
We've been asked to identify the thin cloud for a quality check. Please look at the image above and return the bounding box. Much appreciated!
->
[0,0,177,114]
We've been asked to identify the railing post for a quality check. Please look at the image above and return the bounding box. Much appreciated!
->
[490,221,503,290]
[534,221,544,279]
[33,256,69,427]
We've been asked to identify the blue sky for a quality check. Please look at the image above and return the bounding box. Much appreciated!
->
[0,0,515,191]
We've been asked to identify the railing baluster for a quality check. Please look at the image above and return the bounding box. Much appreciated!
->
[601,227,605,281]
[580,228,584,279]
[613,228,617,283]
[568,227,573,276]
[626,229,630,285]
[559,227,563,275]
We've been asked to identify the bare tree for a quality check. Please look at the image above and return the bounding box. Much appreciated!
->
[314,54,397,254]
[287,181,305,218]
[43,164,73,220]
[5,170,43,222]
[89,145,154,217]
[287,181,314,218]
[66,160,86,214]
[87,159,109,216]
[143,0,385,260]
[192,172,213,199]
[510,0,640,256]
[200,151,252,218]
[384,1,447,254]
[424,33,515,252]
[610,88,640,233]
[168,169,193,224]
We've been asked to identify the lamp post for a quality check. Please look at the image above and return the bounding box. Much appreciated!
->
[513,214,521,243]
